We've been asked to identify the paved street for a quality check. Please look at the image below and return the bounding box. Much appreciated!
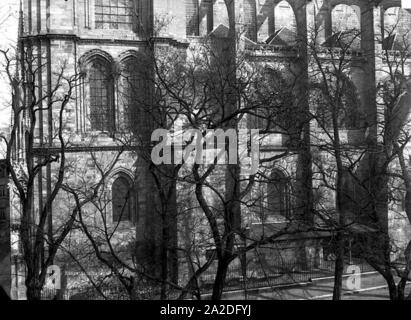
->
[221,272,411,300]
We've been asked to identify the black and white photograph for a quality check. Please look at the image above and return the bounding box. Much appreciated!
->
[1,0,411,308]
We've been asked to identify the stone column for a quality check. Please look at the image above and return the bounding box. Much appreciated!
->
[244,0,257,41]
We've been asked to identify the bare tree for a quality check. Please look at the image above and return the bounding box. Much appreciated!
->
[307,23,367,299]
[63,9,319,300]
[359,15,411,299]
[307,7,411,300]
[0,39,125,299]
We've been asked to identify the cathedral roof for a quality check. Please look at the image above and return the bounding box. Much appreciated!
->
[382,34,406,51]
[209,24,230,38]
[322,31,361,50]
[265,27,297,46]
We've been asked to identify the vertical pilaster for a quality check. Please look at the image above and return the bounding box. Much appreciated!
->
[360,3,378,142]
[292,0,313,224]
[244,0,257,41]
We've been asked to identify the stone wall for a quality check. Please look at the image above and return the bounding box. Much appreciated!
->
[12,0,411,295]
[0,161,10,298]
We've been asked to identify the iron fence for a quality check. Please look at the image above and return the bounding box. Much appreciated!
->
[199,257,374,292]
[40,257,374,300]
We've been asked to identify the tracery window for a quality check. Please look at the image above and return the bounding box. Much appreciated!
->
[88,58,115,132]
[112,175,134,222]
[95,0,133,30]
[266,170,291,218]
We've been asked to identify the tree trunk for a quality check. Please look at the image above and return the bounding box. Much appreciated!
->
[160,215,169,299]
[26,287,42,300]
[213,0,238,301]
[397,277,407,300]
[332,232,345,300]
[26,276,42,300]
[211,258,229,300]
[385,273,398,300]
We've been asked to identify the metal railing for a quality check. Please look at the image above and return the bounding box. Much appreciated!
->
[40,257,374,300]
[199,257,374,293]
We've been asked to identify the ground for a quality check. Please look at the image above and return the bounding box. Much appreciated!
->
[219,272,411,300]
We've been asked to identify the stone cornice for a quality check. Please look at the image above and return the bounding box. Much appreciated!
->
[20,34,189,49]
[32,145,144,155]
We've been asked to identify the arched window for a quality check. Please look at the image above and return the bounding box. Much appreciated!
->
[88,58,115,132]
[272,0,296,45]
[260,1,296,45]
[328,4,361,48]
[384,6,402,32]
[250,68,294,133]
[332,4,360,32]
[266,170,291,218]
[274,1,296,34]
[383,7,411,49]
[341,168,359,216]
[119,56,146,132]
[309,76,362,130]
[112,175,134,222]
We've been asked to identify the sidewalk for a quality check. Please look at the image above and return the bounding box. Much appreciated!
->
[219,272,410,300]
